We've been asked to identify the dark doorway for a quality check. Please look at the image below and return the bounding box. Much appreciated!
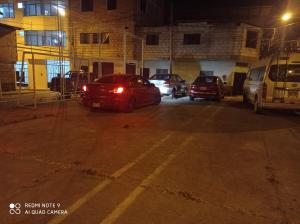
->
[126,63,136,75]
[140,68,150,79]
[93,62,99,77]
[101,62,114,75]
[80,66,89,72]
[232,72,247,95]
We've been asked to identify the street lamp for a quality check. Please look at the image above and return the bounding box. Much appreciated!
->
[281,12,292,22]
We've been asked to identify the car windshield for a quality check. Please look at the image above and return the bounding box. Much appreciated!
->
[194,76,217,83]
[150,74,170,80]
[269,64,300,82]
[97,75,133,83]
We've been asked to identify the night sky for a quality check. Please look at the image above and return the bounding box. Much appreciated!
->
[164,0,288,27]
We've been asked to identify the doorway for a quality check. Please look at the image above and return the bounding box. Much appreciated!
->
[232,72,247,95]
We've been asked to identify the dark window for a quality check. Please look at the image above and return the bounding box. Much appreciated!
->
[150,74,170,80]
[183,33,201,45]
[236,62,249,67]
[146,34,159,45]
[80,33,109,44]
[80,33,90,44]
[140,0,147,13]
[200,70,213,76]
[107,0,117,10]
[268,65,300,82]
[195,76,217,84]
[0,3,14,18]
[155,69,168,74]
[248,67,265,81]
[81,0,93,12]
[245,30,258,49]
[97,75,133,83]
[101,32,110,44]
[92,33,99,44]
[25,30,66,46]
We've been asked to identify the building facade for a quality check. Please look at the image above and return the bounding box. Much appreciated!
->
[0,0,165,90]
[68,0,165,76]
[0,23,19,91]
[137,22,262,92]
[0,0,70,90]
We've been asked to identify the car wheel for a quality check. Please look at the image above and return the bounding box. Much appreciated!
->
[243,92,248,104]
[154,94,161,105]
[254,96,263,114]
[182,88,188,97]
[123,98,135,113]
[189,96,195,101]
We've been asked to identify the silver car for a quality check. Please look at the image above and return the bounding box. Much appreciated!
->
[149,74,188,97]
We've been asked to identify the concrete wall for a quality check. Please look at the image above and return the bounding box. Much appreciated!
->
[137,23,262,61]
[138,22,261,85]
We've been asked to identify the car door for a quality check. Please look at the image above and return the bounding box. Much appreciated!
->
[133,77,148,106]
[142,78,156,104]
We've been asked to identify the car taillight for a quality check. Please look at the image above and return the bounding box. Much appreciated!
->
[83,85,87,92]
[113,87,124,94]
[262,83,267,99]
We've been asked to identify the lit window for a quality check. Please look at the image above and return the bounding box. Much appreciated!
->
[24,30,66,47]
[0,3,14,18]
[23,2,58,16]
[17,2,23,9]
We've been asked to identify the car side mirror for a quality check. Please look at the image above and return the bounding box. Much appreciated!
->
[150,83,155,87]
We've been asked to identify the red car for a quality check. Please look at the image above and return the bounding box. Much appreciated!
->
[82,74,161,112]
[189,76,224,101]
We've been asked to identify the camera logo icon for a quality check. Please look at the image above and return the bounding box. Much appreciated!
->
[9,203,21,215]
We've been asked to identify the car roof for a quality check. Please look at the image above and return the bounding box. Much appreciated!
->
[103,74,139,78]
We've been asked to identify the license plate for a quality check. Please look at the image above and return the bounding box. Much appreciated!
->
[199,87,207,90]
[92,102,101,108]
[288,91,298,97]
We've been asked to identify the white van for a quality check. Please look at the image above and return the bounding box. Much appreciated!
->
[243,53,300,113]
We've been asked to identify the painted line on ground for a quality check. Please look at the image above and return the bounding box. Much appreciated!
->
[47,104,211,224]
[99,135,195,224]
[47,133,173,224]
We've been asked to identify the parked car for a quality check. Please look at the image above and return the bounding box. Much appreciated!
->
[50,71,96,95]
[243,53,300,113]
[82,74,161,112]
[149,74,188,97]
[189,76,224,101]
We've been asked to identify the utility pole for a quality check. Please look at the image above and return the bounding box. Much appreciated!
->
[169,0,173,74]
[123,27,128,74]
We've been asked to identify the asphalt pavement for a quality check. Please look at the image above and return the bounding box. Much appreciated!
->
[0,96,300,224]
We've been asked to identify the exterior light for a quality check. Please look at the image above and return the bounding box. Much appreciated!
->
[58,7,65,16]
[282,12,292,22]
[17,2,23,9]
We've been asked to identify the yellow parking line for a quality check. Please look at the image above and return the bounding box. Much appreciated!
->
[47,104,211,224]
[47,133,173,224]
[99,136,194,224]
